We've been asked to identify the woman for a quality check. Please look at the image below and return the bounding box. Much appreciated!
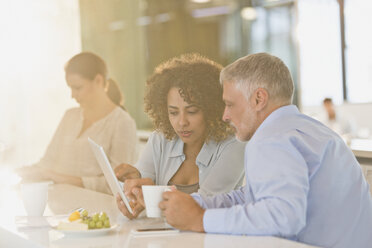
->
[115,53,245,218]
[17,52,138,194]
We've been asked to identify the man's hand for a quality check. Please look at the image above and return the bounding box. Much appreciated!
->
[159,190,205,232]
[114,163,141,182]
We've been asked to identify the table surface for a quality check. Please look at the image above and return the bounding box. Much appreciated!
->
[350,138,372,159]
[0,183,319,248]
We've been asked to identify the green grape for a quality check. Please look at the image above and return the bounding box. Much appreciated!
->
[92,213,99,222]
[96,221,103,229]
[88,220,96,229]
[81,209,88,217]
[82,219,89,225]
[104,219,110,228]
[99,212,107,221]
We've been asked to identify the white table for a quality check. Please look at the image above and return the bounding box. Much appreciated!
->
[350,138,372,160]
[0,183,319,248]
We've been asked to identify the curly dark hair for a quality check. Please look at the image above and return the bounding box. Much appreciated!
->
[144,53,233,142]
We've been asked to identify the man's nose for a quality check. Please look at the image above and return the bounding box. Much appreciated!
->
[222,108,230,122]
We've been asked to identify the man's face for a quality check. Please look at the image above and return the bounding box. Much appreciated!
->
[222,82,258,142]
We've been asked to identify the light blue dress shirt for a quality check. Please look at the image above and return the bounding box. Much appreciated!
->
[134,132,245,196]
[193,105,372,248]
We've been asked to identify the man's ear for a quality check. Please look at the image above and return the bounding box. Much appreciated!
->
[253,88,268,111]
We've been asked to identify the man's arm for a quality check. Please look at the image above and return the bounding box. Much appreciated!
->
[192,186,247,209]
[202,139,309,236]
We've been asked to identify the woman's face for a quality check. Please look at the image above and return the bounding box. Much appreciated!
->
[66,73,102,108]
[167,87,207,145]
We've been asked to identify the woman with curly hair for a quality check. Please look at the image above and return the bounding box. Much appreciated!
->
[115,53,245,219]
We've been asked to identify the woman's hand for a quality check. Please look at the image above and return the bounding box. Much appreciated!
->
[115,178,155,219]
[116,192,144,219]
[16,166,50,182]
[16,166,83,187]
[114,163,141,182]
[45,170,83,187]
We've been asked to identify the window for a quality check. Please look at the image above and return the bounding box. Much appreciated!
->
[0,0,81,166]
[298,0,372,106]
[297,0,343,106]
[345,0,372,103]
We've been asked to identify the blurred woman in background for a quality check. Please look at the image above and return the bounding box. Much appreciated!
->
[115,53,245,219]
[17,52,138,194]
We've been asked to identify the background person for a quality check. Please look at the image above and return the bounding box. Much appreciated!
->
[115,53,245,219]
[320,97,356,138]
[17,52,139,194]
[159,53,372,248]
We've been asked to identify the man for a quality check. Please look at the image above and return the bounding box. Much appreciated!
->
[159,53,372,248]
[320,97,355,137]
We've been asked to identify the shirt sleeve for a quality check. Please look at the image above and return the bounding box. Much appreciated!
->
[203,138,309,237]
[132,132,159,182]
[82,111,139,194]
[81,175,111,194]
[192,186,248,209]
[198,139,245,196]
[108,112,139,167]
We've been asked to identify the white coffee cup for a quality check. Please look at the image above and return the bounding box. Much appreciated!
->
[142,185,172,218]
[21,181,52,216]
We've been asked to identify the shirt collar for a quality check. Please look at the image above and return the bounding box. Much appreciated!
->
[169,137,184,158]
[168,136,217,167]
[253,104,299,138]
[196,140,216,167]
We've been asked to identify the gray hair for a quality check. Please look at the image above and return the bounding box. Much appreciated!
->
[220,53,294,105]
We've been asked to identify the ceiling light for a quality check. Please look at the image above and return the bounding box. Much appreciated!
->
[241,7,257,21]
[191,0,211,3]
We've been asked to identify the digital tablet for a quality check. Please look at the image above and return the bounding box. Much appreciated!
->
[88,137,133,215]
[130,227,179,236]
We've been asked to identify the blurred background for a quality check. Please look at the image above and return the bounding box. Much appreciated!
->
[0,0,371,167]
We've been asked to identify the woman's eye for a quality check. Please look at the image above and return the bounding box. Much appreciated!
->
[187,108,199,114]
[169,112,178,116]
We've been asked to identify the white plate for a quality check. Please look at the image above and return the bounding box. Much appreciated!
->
[53,224,118,236]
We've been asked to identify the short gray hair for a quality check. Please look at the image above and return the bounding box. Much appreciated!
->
[220,53,294,105]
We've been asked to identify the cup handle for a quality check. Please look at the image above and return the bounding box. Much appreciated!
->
[164,185,176,192]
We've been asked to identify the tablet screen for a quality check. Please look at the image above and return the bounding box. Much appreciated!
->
[88,137,133,215]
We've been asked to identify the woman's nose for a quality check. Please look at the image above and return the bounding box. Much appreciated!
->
[71,90,77,99]
[178,113,189,126]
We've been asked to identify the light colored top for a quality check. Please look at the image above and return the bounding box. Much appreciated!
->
[193,105,372,248]
[37,107,139,194]
[134,132,245,196]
